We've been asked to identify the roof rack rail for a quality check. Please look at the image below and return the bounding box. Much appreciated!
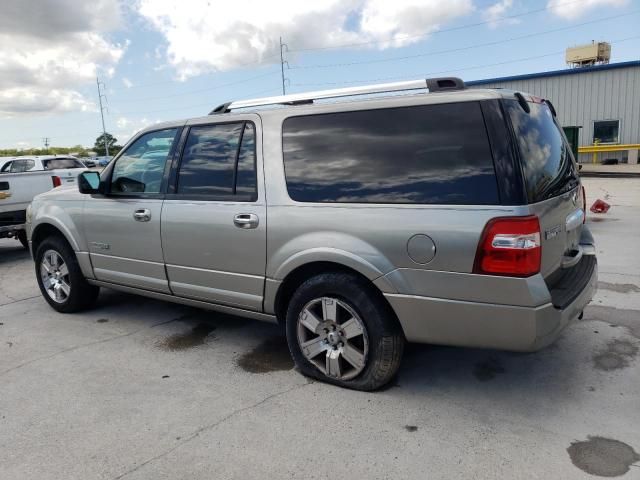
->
[209,77,465,114]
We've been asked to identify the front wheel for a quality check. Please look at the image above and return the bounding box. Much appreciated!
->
[35,236,99,313]
[286,272,405,391]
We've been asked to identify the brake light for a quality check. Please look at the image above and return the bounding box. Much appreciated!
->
[52,176,62,188]
[473,216,541,277]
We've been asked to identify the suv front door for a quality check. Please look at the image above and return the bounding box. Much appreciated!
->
[83,127,181,293]
[161,116,266,311]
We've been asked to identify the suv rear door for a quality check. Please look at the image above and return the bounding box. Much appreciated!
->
[504,98,584,277]
[160,115,266,311]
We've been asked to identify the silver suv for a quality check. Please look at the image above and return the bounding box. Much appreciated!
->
[27,78,597,390]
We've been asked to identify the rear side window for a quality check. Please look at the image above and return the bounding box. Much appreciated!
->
[282,102,498,204]
[176,122,257,199]
[43,158,84,170]
[504,100,579,203]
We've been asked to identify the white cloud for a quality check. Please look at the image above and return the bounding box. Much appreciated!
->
[122,77,134,88]
[483,0,520,28]
[0,0,126,116]
[0,88,95,115]
[136,0,473,79]
[547,0,629,19]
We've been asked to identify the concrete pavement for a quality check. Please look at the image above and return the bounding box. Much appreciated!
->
[1,177,639,479]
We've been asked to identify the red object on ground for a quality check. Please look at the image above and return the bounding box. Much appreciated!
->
[590,199,611,214]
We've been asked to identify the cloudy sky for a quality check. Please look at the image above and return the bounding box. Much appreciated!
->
[0,0,637,149]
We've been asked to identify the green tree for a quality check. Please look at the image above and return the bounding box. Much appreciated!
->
[94,132,119,156]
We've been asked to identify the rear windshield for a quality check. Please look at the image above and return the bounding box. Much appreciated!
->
[282,102,499,204]
[505,99,579,203]
[43,158,84,170]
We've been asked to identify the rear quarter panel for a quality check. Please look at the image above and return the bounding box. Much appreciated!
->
[260,101,540,307]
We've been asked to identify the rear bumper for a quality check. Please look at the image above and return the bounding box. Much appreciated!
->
[384,256,598,352]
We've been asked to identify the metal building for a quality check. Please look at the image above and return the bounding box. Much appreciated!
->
[468,60,640,164]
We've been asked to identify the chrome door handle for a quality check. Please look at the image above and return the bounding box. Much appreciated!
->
[133,209,151,222]
[233,213,259,229]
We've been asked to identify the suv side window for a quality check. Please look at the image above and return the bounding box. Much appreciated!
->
[282,102,499,204]
[1,161,13,173]
[176,121,257,199]
[110,128,179,194]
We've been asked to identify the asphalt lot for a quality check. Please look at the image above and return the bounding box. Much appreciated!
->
[1,177,639,479]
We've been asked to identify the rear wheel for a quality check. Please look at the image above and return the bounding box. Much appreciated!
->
[35,236,99,313]
[286,272,404,391]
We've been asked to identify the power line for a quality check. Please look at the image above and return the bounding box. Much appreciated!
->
[110,70,279,104]
[287,0,589,53]
[289,11,638,70]
[109,54,282,92]
[115,86,282,116]
[290,36,640,88]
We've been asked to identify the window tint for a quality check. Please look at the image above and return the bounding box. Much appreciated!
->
[282,102,499,204]
[43,158,84,170]
[177,122,256,199]
[593,120,619,144]
[1,162,13,173]
[111,128,178,194]
[505,100,579,203]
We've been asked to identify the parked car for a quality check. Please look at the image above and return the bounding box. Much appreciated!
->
[1,156,88,248]
[95,156,113,168]
[26,78,597,390]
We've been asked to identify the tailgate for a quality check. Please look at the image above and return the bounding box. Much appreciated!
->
[503,96,584,278]
[529,186,585,277]
[52,168,85,185]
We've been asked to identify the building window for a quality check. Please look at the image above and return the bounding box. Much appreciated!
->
[593,120,619,144]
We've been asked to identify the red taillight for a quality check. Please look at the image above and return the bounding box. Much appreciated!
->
[473,215,541,277]
[52,176,62,188]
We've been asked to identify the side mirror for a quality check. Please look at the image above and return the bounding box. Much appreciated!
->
[78,171,101,194]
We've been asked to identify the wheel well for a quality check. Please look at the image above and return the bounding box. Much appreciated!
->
[274,261,401,330]
[31,223,68,255]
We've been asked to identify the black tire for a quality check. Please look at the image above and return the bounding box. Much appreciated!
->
[17,231,28,250]
[286,272,405,391]
[35,235,99,313]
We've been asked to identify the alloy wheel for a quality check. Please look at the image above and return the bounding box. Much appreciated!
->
[40,249,71,304]
[297,297,369,380]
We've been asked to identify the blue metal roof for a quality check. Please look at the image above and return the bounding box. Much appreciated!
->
[467,60,640,86]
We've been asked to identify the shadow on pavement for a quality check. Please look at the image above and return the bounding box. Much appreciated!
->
[88,288,603,418]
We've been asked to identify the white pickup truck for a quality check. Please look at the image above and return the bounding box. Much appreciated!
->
[0,156,88,248]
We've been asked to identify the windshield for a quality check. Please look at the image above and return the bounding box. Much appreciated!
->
[505,99,579,203]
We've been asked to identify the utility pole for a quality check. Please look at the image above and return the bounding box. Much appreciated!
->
[42,137,50,153]
[279,36,288,95]
[96,77,109,158]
